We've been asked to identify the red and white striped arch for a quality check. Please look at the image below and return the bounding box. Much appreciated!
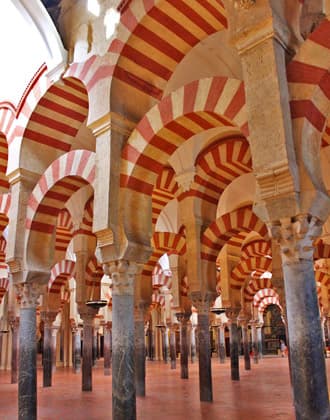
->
[190,137,251,205]
[143,231,186,277]
[244,277,274,303]
[253,288,279,308]
[0,193,10,238]
[152,167,178,226]
[241,239,271,260]
[86,257,104,298]
[20,78,89,158]
[74,196,94,237]
[258,296,282,314]
[152,263,172,289]
[26,150,95,235]
[0,105,15,139]
[1,64,50,146]
[121,76,247,195]
[0,237,7,263]
[109,0,227,100]
[314,241,330,260]
[48,259,76,293]
[55,209,74,254]
[66,1,227,100]
[315,270,330,287]
[231,256,272,289]
[0,277,9,303]
[201,205,268,262]
[151,291,165,309]
[288,17,330,147]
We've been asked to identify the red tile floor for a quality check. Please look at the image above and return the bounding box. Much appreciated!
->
[0,356,328,419]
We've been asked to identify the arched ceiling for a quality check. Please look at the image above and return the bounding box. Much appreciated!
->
[0,0,66,107]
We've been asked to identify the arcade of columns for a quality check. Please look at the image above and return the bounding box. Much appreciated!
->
[0,0,330,419]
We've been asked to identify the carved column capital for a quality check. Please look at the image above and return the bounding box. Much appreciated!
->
[77,304,99,326]
[8,315,19,330]
[15,283,40,309]
[268,215,322,264]
[175,312,191,324]
[190,291,216,316]
[225,307,241,323]
[109,260,136,296]
[233,0,256,10]
[40,311,57,328]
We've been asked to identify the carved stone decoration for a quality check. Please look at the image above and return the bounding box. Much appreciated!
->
[189,291,216,316]
[109,260,136,296]
[268,215,322,264]
[233,0,256,10]
[15,283,40,309]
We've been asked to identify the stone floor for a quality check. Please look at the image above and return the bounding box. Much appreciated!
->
[1,356,328,419]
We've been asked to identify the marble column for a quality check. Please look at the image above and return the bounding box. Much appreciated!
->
[41,311,57,387]
[269,217,330,419]
[110,260,137,420]
[190,325,197,363]
[327,317,330,348]
[134,302,148,397]
[169,325,177,369]
[51,325,58,372]
[217,324,226,364]
[240,319,251,371]
[17,283,40,420]
[103,322,112,376]
[191,292,214,402]
[164,326,170,363]
[257,325,263,359]
[9,315,19,384]
[92,328,98,366]
[251,321,259,364]
[176,312,190,379]
[79,307,97,392]
[72,326,82,373]
[227,309,240,381]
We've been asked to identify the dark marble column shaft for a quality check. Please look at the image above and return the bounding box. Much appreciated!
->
[82,321,94,391]
[103,323,112,376]
[178,314,190,379]
[283,259,330,420]
[229,321,240,381]
[72,328,82,373]
[190,326,197,363]
[51,327,58,372]
[135,319,146,396]
[110,260,136,420]
[257,326,263,359]
[197,313,213,402]
[251,323,259,364]
[10,318,19,384]
[163,327,170,363]
[241,324,251,371]
[43,324,53,387]
[92,330,97,366]
[170,327,176,369]
[18,283,40,420]
[217,325,226,363]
